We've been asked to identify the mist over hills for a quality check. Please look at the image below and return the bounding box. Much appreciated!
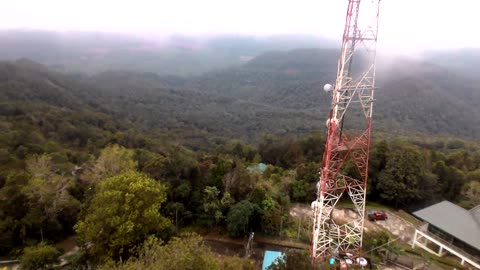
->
[179,49,480,139]
[0,30,336,76]
[0,30,479,147]
[423,48,480,79]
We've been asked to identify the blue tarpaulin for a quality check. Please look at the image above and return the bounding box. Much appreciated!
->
[247,163,268,173]
[262,250,283,270]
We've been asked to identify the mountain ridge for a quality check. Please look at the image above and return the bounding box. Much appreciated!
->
[1,48,479,151]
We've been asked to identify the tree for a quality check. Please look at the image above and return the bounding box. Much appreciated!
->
[260,196,282,235]
[220,256,256,270]
[433,160,466,200]
[290,180,308,202]
[296,162,319,184]
[299,133,324,163]
[368,140,389,200]
[460,180,480,208]
[0,173,30,252]
[22,154,80,240]
[363,230,391,267]
[74,171,172,260]
[103,233,220,270]
[259,137,304,168]
[223,161,255,201]
[20,243,61,270]
[83,144,137,183]
[226,200,258,237]
[222,140,258,162]
[201,186,223,226]
[376,143,437,208]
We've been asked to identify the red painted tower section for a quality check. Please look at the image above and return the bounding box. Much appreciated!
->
[311,0,381,264]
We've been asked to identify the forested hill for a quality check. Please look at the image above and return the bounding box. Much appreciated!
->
[183,49,480,139]
[1,48,480,152]
[0,59,324,151]
[376,58,480,138]
[1,48,480,268]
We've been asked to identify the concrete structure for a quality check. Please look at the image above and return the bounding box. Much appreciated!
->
[412,201,480,269]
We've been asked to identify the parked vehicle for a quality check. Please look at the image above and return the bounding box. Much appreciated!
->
[367,211,388,221]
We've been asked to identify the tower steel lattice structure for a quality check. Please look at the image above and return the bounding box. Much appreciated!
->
[311,0,381,263]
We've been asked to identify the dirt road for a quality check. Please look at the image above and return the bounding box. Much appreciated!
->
[290,204,417,244]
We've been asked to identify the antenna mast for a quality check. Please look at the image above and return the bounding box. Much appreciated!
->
[311,0,381,263]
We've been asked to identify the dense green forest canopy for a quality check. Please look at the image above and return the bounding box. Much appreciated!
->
[0,43,479,268]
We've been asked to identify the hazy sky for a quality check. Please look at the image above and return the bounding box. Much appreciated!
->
[1,0,478,50]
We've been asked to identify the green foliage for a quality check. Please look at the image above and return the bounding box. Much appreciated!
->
[201,186,223,226]
[259,137,305,168]
[0,173,30,252]
[103,233,220,270]
[460,180,480,208]
[376,143,438,208]
[290,180,308,202]
[223,161,255,201]
[295,162,319,183]
[20,243,61,270]
[433,160,466,201]
[220,140,259,162]
[226,200,259,237]
[363,230,391,260]
[23,154,80,229]
[75,171,172,260]
[82,144,137,183]
[0,155,80,250]
[1,52,480,262]
[220,256,256,270]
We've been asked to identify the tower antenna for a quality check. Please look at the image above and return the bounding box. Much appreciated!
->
[311,0,381,264]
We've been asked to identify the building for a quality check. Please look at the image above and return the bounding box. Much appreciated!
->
[412,201,480,269]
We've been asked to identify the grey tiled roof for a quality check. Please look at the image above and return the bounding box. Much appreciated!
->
[471,205,480,225]
[413,201,480,251]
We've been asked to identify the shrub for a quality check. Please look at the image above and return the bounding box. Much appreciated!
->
[20,243,61,270]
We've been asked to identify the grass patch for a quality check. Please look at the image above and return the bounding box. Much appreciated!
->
[402,244,467,270]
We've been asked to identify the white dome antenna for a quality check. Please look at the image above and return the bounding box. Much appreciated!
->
[323,83,333,92]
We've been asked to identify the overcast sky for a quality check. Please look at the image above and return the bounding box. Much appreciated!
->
[1,0,478,51]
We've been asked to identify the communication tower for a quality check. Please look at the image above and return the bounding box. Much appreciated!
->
[311,0,381,263]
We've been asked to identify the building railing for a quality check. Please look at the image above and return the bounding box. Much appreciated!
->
[413,229,480,269]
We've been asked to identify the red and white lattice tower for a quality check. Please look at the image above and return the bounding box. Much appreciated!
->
[311,0,381,263]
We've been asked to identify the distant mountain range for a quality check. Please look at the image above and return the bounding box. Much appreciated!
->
[0,30,336,76]
[0,31,479,147]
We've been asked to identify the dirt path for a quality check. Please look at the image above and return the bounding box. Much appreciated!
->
[289,204,417,244]
[371,211,416,243]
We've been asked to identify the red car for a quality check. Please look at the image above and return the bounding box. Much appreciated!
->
[368,211,388,221]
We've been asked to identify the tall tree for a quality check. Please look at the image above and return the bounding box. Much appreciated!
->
[433,160,466,200]
[82,144,137,183]
[201,186,223,226]
[75,171,172,260]
[22,154,80,240]
[376,143,437,208]
[226,200,259,237]
[223,161,254,201]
